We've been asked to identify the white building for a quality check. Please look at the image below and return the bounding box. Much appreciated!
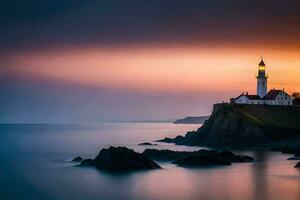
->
[233,58,293,106]
[263,89,293,105]
[234,93,263,105]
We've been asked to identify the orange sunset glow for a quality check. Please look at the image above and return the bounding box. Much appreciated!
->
[4,46,300,95]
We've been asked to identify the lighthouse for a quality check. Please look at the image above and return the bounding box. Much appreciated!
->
[233,58,293,105]
[256,57,268,98]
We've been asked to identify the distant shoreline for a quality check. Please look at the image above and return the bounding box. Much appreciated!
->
[173,116,210,124]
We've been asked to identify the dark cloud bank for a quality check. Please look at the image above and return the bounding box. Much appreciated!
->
[1,0,300,52]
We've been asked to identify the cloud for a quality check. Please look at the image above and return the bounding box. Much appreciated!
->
[1,0,300,52]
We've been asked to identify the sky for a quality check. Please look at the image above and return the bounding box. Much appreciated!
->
[1,0,300,123]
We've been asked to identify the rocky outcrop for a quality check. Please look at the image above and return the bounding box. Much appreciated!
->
[77,147,253,170]
[218,151,254,162]
[138,142,157,146]
[159,104,300,148]
[94,147,161,170]
[142,149,205,161]
[79,147,161,171]
[72,156,83,162]
[287,157,300,160]
[142,149,254,164]
[80,159,95,166]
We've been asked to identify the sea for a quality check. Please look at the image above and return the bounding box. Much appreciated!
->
[0,123,299,200]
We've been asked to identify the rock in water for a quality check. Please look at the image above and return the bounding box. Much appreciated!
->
[219,151,254,162]
[94,146,161,171]
[157,135,185,144]
[295,162,300,168]
[172,155,231,167]
[142,149,254,163]
[80,159,95,166]
[287,157,300,160]
[72,156,83,162]
[142,149,196,161]
[138,142,157,146]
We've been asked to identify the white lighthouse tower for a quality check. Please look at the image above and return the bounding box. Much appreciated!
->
[256,57,268,98]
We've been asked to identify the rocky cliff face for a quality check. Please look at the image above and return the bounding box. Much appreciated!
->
[159,104,300,148]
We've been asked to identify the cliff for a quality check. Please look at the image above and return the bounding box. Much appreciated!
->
[159,104,300,148]
[173,116,210,124]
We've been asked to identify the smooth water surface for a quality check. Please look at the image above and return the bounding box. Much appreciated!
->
[0,123,300,200]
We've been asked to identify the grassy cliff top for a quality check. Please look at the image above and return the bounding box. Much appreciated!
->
[214,104,300,132]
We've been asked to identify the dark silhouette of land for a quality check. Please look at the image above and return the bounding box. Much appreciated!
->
[173,116,210,124]
[159,104,300,149]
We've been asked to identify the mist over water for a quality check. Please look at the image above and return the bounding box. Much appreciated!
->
[0,123,300,200]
